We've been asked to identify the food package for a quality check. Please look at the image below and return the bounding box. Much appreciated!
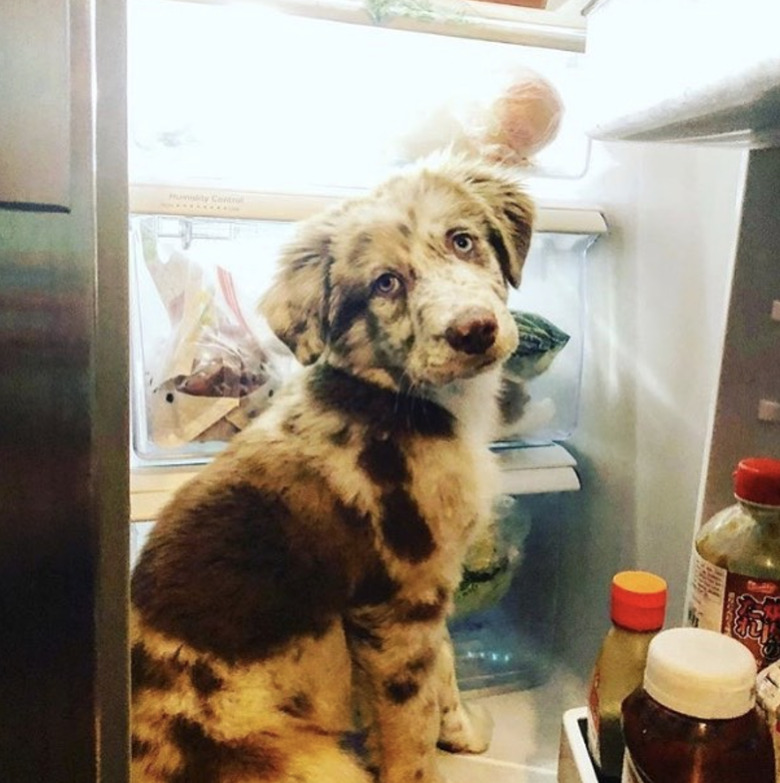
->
[504,310,570,381]
[454,495,532,618]
[134,218,298,453]
[396,66,564,167]
[495,310,570,439]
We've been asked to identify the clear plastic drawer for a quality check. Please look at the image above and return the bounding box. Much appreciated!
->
[130,211,599,465]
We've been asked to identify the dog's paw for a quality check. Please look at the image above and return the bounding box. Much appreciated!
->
[437,700,493,755]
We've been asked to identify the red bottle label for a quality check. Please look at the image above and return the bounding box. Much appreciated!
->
[689,552,780,669]
[586,668,604,768]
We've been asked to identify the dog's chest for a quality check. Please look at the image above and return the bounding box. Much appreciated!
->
[403,435,492,539]
[255,366,498,586]
[341,423,497,590]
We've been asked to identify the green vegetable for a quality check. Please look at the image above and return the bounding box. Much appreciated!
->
[503,311,570,381]
[453,497,531,618]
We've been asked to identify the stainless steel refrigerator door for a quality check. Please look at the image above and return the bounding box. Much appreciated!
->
[0,0,129,781]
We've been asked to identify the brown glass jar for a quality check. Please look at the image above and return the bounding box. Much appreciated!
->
[621,627,774,783]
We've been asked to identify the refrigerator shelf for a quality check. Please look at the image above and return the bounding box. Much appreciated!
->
[129,184,607,235]
[496,443,580,494]
[260,0,587,53]
[130,443,579,523]
[436,668,588,782]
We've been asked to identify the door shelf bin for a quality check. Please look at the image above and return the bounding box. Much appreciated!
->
[558,707,600,783]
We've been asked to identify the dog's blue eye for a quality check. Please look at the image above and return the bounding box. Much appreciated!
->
[450,232,475,257]
[373,273,403,297]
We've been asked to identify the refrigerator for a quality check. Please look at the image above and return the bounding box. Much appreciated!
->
[1,0,779,781]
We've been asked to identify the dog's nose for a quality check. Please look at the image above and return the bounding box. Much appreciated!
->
[445,309,498,355]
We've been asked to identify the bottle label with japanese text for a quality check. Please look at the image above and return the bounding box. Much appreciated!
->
[688,550,780,669]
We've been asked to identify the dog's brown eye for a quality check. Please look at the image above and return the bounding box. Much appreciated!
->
[372,272,403,297]
[449,231,475,258]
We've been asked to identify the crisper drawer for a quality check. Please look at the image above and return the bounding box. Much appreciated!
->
[128,187,605,467]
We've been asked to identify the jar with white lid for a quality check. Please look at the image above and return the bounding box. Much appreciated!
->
[621,627,774,783]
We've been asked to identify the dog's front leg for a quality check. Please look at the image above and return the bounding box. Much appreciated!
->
[347,615,447,783]
[435,629,493,754]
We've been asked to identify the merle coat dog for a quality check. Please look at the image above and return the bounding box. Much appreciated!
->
[130,155,535,783]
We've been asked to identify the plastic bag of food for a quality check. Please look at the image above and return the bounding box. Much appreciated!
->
[135,218,296,451]
[454,495,532,618]
[495,310,570,439]
[396,66,564,167]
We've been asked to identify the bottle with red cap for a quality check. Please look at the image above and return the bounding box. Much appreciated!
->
[687,456,780,670]
[585,570,668,780]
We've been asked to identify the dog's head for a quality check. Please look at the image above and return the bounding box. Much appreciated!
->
[260,157,534,389]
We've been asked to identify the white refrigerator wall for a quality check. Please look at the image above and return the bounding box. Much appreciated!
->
[552,139,746,675]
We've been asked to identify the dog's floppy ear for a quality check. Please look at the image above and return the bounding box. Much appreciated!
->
[456,162,535,288]
[259,213,338,365]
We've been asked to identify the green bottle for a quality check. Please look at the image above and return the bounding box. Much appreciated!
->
[586,571,667,780]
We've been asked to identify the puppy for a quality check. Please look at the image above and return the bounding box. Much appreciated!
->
[130,155,534,783]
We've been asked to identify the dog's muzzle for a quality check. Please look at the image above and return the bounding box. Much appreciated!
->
[444,308,498,356]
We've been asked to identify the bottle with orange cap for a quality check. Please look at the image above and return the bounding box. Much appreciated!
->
[585,570,668,781]
[687,456,780,670]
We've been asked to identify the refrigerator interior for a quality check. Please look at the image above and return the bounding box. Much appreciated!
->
[125,2,758,781]
[3,0,778,780]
